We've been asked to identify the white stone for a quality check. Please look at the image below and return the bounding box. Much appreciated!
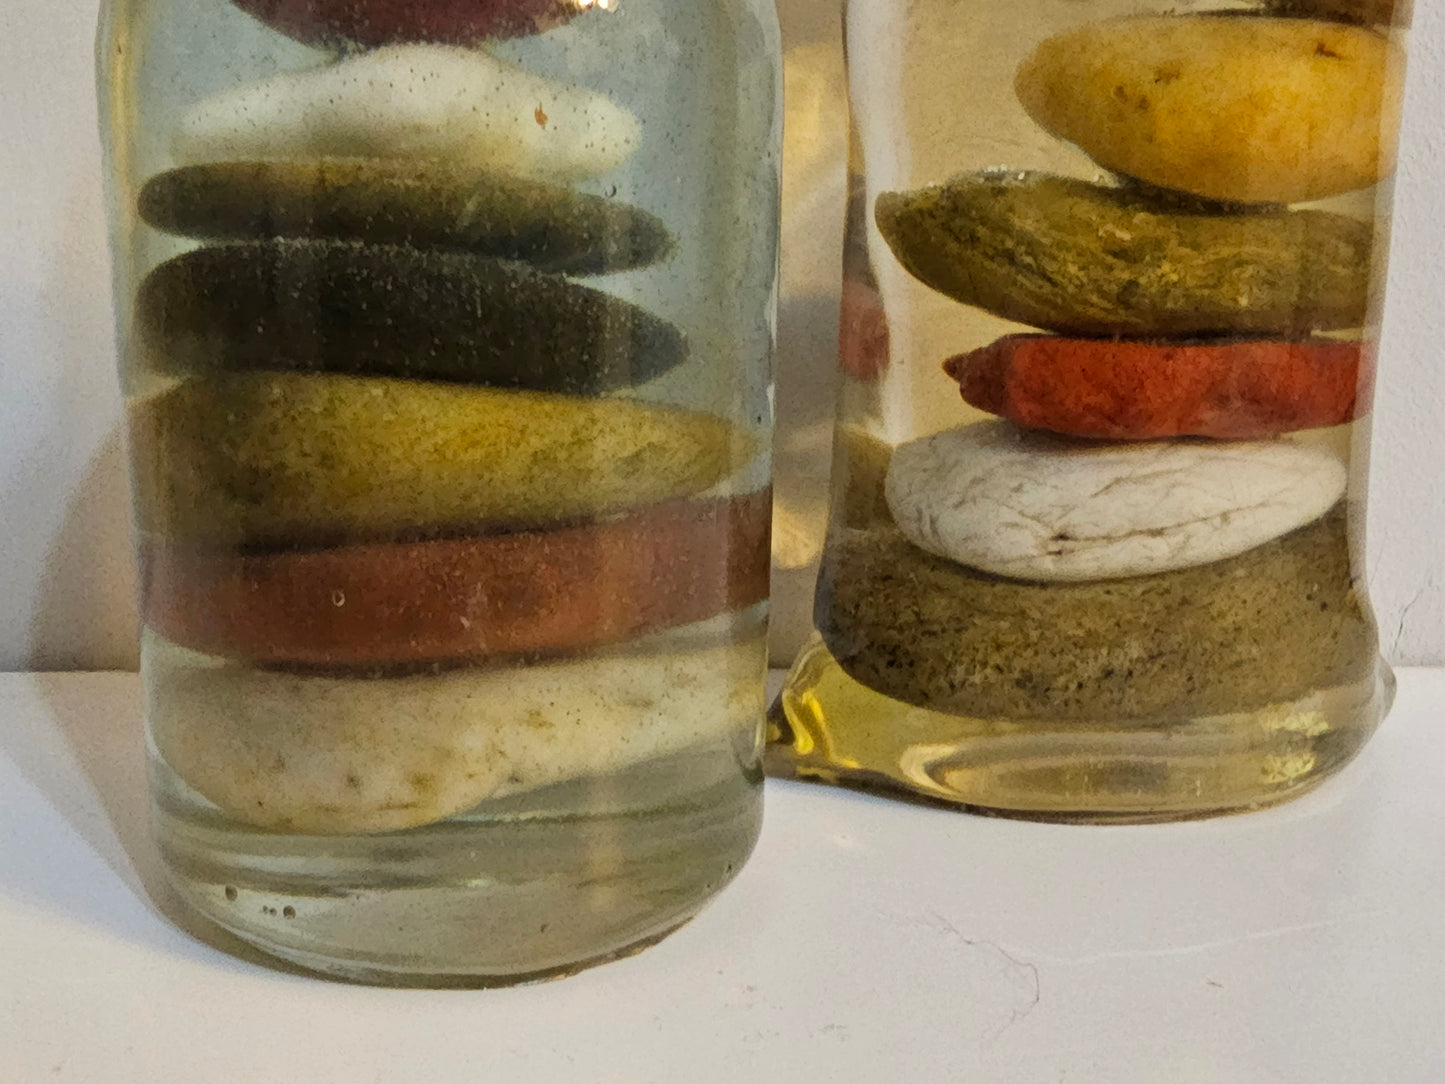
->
[150,630,765,834]
[173,45,641,182]
[884,421,1348,582]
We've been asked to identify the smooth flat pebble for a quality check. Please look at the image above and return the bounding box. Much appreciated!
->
[816,508,1373,721]
[149,632,766,834]
[138,240,685,391]
[139,161,673,275]
[874,172,1372,338]
[1265,0,1409,26]
[173,45,640,183]
[231,0,583,46]
[884,421,1347,581]
[947,335,1361,440]
[1015,16,1401,204]
[130,372,749,546]
[141,490,772,666]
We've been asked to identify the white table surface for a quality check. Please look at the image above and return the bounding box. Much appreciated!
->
[3,669,1443,1083]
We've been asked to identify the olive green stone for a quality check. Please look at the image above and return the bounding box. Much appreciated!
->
[138,160,673,275]
[130,372,750,547]
[816,507,1374,722]
[1264,0,1408,26]
[833,425,894,530]
[137,239,686,393]
[874,172,1373,337]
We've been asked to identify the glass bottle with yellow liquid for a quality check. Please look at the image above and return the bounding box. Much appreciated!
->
[772,0,1409,820]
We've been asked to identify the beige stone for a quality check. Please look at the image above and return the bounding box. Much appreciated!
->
[150,633,766,834]
[175,45,640,183]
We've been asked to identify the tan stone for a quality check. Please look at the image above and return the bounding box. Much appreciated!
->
[1016,16,1402,204]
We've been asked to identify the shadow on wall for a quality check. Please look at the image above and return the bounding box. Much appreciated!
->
[29,426,140,671]
[13,149,140,671]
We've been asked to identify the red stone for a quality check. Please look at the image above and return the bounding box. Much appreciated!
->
[231,0,584,47]
[838,279,890,382]
[945,335,1362,440]
[142,492,770,667]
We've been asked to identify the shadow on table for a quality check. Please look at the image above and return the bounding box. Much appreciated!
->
[14,672,314,980]
[9,431,311,980]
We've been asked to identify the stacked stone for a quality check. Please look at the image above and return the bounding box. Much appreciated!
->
[133,1,769,834]
[822,7,1399,721]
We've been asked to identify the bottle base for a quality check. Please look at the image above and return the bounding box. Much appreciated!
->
[153,742,762,985]
[768,636,1394,824]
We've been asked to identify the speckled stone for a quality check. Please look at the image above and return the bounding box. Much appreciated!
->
[231,0,583,47]
[885,421,1347,581]
[832,425,895,530]
[139,161,673,275]
[137,240,685,392]
[1015,16,1401,204]
[141,491,771,666]
[174,45,640,183]
[150,633,767,834]
[946,335,1362,440]
[1264,0,1409,28]
[816,507,1374,721]
[874,172,1373,337]
[130,372,751,546]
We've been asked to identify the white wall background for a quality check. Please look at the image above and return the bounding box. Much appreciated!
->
[1,0,1442,672]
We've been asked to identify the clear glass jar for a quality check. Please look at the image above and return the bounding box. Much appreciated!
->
[771,0,1407,821]
[98,0,780,982]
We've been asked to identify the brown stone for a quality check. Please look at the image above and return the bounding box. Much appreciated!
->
[816,508,1375,722]
[946,335,1362,440]
[231,0,580,47]
[141,492,771,667]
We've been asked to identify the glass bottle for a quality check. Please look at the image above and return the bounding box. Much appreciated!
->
[771,0,1408,820]
[98,0,780,982]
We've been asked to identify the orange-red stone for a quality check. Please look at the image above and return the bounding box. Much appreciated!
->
[232,0,580,47]
[945,335,1362,440]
